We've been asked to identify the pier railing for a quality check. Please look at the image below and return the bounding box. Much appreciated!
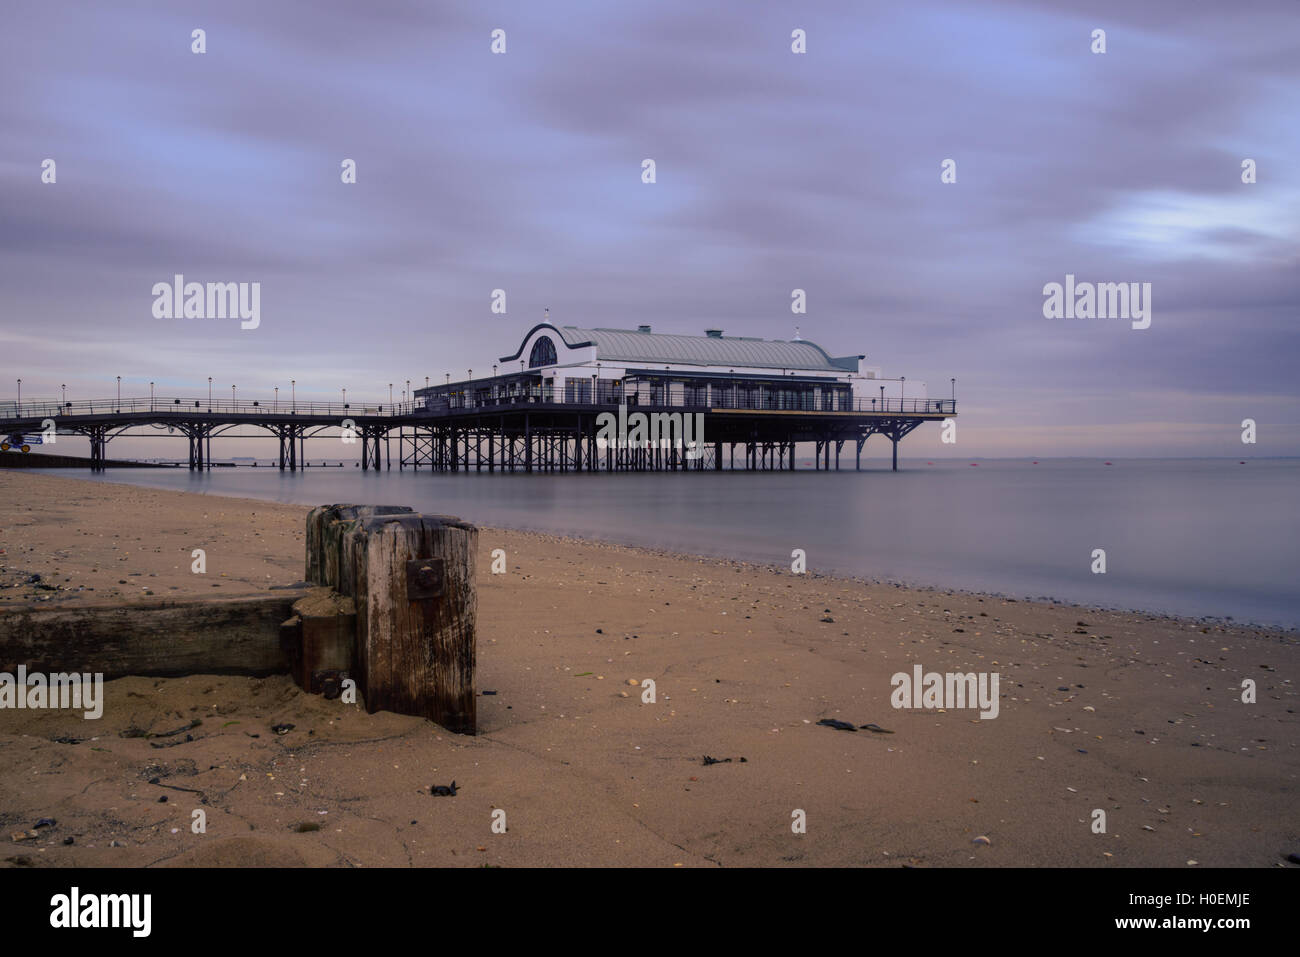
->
[0,397,420,419]
[434,391,955,416]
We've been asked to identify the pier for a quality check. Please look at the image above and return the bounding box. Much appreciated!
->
[0,389,953,473]
[1,325,956,473]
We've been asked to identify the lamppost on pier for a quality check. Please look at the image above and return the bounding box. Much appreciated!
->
[900,376,905,407]
[291,380,295,413]
[208,378,212,408]
[150,381,155,409]
[274,386,279,409]
[16,379,20,408]
[116,376,121,409]
[61,384,66,408]
[951,377,956,404]
[389,383,393,406]
[342,387,347,408]
[232,385,236,407]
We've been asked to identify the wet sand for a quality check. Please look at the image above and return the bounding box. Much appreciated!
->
[1,470,1296,867]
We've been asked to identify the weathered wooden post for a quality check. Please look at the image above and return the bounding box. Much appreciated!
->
[306,504,414,589]
[301,505,477,733]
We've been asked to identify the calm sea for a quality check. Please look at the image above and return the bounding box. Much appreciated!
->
[36,458,1300,629]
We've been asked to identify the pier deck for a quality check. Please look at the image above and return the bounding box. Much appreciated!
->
[0,394,955,473]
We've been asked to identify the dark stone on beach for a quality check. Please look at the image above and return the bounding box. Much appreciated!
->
[953,627,964,632]
[1057,686,1069,691]
[148,776,161,784]
[431,781,458,796]
[702,755,733,766]
[595,628,603,634]
[34,818,55,829]
[62,837,74,846]
[860,723,894,734]
[294,822,321,832]
[820,616,834,623]
[481,690,497,695]
[817,718,857,732]
[158,795,167,803]
[271,723,295,735]
[51,736,80,744]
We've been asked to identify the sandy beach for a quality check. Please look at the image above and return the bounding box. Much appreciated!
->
[0,470,1295,868]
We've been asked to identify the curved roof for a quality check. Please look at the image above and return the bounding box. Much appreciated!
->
[502,324,855,371]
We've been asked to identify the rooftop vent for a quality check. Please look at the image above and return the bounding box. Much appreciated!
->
[637,324,652,333]
[705,328,723,338]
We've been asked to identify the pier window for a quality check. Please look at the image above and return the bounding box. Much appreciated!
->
[565,379,593,403]
[529,336,557,368]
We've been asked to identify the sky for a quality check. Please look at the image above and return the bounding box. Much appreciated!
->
[2,0,1297,460]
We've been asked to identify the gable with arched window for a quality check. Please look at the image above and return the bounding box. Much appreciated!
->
[529,336,557,368]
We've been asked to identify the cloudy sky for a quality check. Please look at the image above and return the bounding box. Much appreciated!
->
[2,0,1297,459]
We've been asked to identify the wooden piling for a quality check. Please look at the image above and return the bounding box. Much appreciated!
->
[304,505,477,733]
